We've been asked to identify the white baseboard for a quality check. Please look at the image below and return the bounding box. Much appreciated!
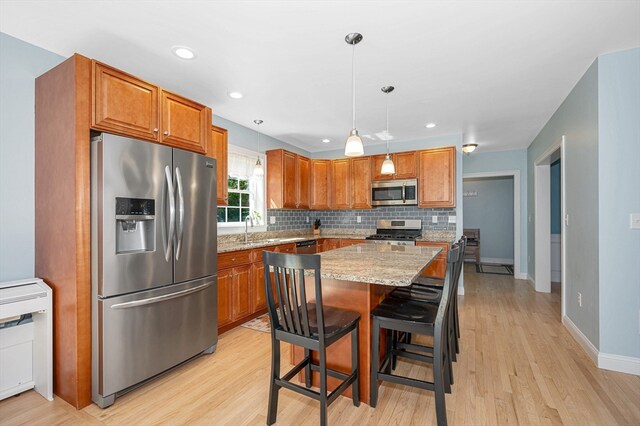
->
[480,257,514,265]
[526,274,535,289]
[562,315,598,365]
[598,353,640,376]
[514,272,528,280]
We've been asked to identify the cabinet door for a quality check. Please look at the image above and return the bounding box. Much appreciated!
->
[417,242,450,279]
[161,90,208,154]
[252,262,267,312]
[210,126,228,205]
[282,151,298,209]
[93,62,159,141]
[310,159,331,210]
[297,156,310,209]
[351,157,371,209]
[371,154,394,181]
[217,268,234,328]
[330,159,352,209]
[232,264,252,320]
[394,151,418,179]
[418,147,456,208]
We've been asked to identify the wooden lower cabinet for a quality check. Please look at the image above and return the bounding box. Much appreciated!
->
[416,241,450,279]
[217,268,234,328]
[340,239,367,248]
[218,264,252,329]
[252,262,267,311]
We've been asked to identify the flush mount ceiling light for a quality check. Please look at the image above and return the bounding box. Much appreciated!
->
[425,123,437,129]
[462,143,478,154]
[322,138,331,143]
[172,46,196,60]
[253,120,264,176]
[344,32,364,157]
[380,85,396,175]
[228,91,244,99]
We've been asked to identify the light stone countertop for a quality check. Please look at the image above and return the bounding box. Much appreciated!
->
[307,243,442,287]
[217,232,370,253]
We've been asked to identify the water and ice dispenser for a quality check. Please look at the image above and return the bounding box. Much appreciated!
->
[115,197,156,254]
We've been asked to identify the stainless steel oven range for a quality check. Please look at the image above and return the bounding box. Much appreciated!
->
[365,219,422,245]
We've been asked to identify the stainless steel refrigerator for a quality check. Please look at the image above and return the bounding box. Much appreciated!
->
[90,133,218,408]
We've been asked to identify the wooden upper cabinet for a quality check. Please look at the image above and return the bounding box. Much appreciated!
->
[266,149,310,209]
[330,158,352,209]
[418,146,456,208]
[394,151,418,179]
[210,125,228,206]
[161,90,209,154]
[92,62,160,141]
[310,159,331,210]
[297,155,310,209]
[371,151,417,181]
[351,157,371,209]
[92,61,211,155]
[282,150,298,209]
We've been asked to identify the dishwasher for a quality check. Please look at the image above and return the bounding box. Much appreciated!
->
[295,240,318,254]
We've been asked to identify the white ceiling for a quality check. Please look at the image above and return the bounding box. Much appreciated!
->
[2,1,639,153]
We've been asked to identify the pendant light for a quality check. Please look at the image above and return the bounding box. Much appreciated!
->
[344,32,364,157]
[380,85,396,175]
[253,119,264,176]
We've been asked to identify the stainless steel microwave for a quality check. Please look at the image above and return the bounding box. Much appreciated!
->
[371,179,418,206]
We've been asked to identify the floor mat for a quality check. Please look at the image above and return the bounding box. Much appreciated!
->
[476,263,514,275]
[240,313,272,333]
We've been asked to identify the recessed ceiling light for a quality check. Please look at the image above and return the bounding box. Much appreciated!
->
[322,139,330,143]
[228,91,244,99]
[425,123,437,128]
[172,46,196,60]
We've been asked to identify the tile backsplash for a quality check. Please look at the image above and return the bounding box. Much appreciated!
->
[267,206,456,232]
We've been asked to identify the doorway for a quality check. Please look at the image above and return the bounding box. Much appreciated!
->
[462,170,521,278]
[534,136,566,317]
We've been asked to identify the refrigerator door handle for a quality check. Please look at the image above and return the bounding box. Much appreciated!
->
[164,165,176,262]
[175,167,185,260]
[110,282,211,309]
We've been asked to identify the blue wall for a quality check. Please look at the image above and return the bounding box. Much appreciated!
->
[463,177,514,261]
[550,160,561,234]
[527,59,600,347]
[463,149,527,275]
[597,48,640,359]
[0,33,64,281]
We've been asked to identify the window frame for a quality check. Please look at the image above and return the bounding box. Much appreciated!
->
[217,145,267,235]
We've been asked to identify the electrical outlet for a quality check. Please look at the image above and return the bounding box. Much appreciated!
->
[270,216,276,224]
[306,216,310,223]
[578,292,582,307]
[565,214,569,226]
[528,255,531,262]
[448,216,456,224]
[630,213,640,229]
[432,216,438,223]
[356,216,362,223]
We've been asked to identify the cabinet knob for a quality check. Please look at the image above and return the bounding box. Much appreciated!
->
[232,257,236,261]
[153,128,158,133]
[163,131,169,136]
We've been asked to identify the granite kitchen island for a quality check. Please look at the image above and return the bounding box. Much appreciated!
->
[291,243,442,405]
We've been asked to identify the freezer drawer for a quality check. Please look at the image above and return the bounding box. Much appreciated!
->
[96,276,217,398]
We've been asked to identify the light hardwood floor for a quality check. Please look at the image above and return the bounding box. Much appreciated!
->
[2,267,639,425]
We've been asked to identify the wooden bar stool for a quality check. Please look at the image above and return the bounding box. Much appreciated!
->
[263,251,360,426]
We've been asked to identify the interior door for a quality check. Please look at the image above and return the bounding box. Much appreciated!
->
[172,148,217,283]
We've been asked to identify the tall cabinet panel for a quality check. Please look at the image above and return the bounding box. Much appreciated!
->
[351,157,372,209]
[297,155,310,209]
[418,146,456,208]
[210,125,228,206]
[310,159,331,210]
[330,158,352,209]
[266,149,310,209]
[282,150,298,209]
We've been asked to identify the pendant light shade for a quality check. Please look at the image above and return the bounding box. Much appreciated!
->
[381,154,396,175]
[253,120,264,176]
[344,33,364,157]
[380,85,395,175]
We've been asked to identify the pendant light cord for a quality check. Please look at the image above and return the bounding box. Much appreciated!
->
[386,102,390,155]
[352,44,356,129]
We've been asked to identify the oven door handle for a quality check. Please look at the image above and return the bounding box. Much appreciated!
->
[402,183,406,203]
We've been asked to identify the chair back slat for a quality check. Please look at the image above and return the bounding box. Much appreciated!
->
[263,251,323,340]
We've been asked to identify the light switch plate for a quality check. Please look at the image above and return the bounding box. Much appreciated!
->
[432,216,438,223]
[448,216,456,224]
[631,213,640,230]
[356,216,361,223]
[270,216,276,224]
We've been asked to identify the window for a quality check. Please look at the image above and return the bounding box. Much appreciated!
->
[217,147,265,227]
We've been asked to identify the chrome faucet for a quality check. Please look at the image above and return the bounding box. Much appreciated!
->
[244,215,254,243]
